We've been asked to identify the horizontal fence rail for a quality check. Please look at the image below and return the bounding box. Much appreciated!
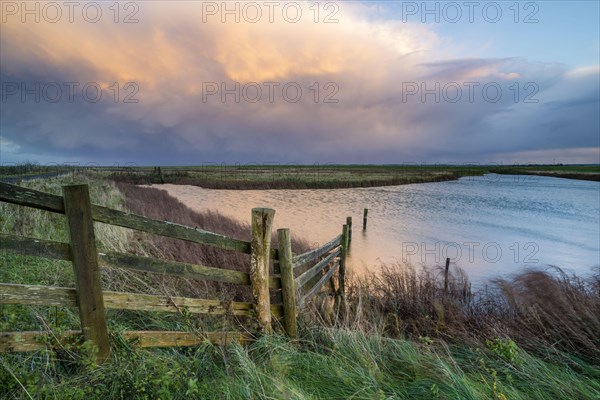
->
[100,252,252,286]
[300,261,340,307]
[293,235,341,268]
[0,330,247,352]
[0,234,281,289]
[0,182,352,358]
[0,283,283,318]
[296,249,341,289]
[0,182,251,254]
[0,233,71,261]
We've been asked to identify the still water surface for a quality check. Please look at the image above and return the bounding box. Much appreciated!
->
[157,174,600,282]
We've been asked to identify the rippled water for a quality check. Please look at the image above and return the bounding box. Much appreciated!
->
[156,174,600,282]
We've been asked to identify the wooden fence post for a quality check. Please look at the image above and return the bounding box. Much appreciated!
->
[346,216,352,246]
[363,208,368,230]
[250,208,275,334]
[337,224,349,305]
[277,228,297,338]
[444,257,450,294]
[63,184,110,363]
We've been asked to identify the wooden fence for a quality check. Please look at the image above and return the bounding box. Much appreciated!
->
[0,182,351,362]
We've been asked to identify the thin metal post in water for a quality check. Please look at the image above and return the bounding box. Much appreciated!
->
[363,208,368,230]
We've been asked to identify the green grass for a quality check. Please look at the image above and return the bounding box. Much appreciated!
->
[2,330,599,399]
[1,174,599,399]
[489,165,600,181]
[0,174,139,337]
[495,165,600,173]
[0,174,131,288]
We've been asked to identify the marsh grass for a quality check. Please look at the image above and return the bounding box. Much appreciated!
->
[110,165,485,189]
[305,263,600,364]
[490,165,600,181]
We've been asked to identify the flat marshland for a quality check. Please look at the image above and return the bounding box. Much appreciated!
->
[1,173,599,399]
[2,163,598,189]
[110,164,600,188]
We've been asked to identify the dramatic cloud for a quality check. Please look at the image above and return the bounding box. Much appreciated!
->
[1,1,598,165]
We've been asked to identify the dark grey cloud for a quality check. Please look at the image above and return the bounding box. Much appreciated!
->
[1,3,598,165]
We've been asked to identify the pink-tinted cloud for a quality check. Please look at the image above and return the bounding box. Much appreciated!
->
[1,1,598,164]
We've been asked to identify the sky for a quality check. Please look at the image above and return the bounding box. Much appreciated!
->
[1,0,599,166]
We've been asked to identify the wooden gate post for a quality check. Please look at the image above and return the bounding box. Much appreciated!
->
[250,208,275,334]
[346,216,352,246]
[337,224,349,307]
[63,184,110,362]
[277,228,297,338]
